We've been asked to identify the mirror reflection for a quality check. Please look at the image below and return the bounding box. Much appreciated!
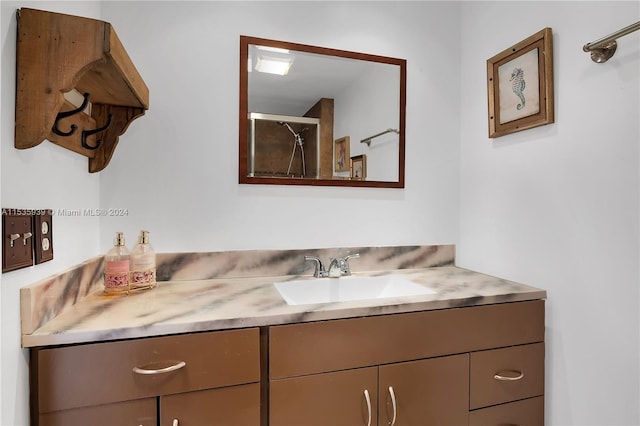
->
[239,36,406,188]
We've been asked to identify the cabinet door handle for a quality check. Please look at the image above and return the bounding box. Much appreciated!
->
[132,360,186,375]
[388,386,397,426]
[363,389,372,426]
[494,369,524,381]
[172,419,178,426]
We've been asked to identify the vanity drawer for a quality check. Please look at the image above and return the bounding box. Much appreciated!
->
[38,397,157,426]
[33,328,260,413]
[469,396,544,426]
[270,300,544,378]
[470,342,544,409]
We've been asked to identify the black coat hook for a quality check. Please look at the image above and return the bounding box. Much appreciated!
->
[52,92,90,136]
[81,114,113,150]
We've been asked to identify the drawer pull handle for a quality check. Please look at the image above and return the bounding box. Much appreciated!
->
[494,370,524,381]
[363,389,372,426]
[132,360,186,375]
[172,420,178,426]
[388,386,397,426]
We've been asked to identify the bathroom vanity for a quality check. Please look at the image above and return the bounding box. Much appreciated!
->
[22,245,546,425]
[269,299,544,425]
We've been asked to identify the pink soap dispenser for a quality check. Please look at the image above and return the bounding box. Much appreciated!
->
[104,231,130,294]
[130,230,157,291]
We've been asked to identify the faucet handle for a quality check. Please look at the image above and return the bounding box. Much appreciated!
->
[341,253,360,276]
[304,255,326,278]
[344,253,360,262]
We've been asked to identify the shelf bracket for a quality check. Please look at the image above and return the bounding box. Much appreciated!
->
[15,8,149,173]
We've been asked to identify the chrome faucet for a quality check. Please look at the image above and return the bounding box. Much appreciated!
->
[304,253,360,278]
[304,255,327,278]
[328,253,360,278]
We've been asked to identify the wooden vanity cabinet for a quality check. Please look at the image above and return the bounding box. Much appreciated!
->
[30,300,544,425]
[268,300,545,426]
[30,328,261,426]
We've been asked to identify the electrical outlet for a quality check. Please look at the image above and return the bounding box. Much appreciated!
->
[2,209,35,273]
[33,209,53,265]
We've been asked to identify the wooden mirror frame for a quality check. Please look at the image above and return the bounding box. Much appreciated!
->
[239,35,406,188]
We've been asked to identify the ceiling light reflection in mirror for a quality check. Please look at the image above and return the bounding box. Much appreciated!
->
[252,45,294,76]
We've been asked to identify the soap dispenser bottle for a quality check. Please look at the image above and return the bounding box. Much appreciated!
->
[130,230,156,291]
[104,231,130,294]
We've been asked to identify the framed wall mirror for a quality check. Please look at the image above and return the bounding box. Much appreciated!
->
[239,36,406,188]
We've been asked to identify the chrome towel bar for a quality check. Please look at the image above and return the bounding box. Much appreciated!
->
[360,128,399,146]
[583,21,640,63]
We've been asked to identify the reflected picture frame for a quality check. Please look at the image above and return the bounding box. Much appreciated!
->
[487,28,554,138]
[350,154,366,180]
[334,136,350,172]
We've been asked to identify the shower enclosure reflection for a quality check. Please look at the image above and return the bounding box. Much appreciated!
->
[248,113,320,178]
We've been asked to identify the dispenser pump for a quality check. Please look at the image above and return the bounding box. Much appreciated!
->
[114,231,126,246]
[138,230,150,244]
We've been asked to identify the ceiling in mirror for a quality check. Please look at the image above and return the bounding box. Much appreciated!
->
[239,35,406,188]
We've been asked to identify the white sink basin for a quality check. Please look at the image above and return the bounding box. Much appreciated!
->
[274,274,436,306]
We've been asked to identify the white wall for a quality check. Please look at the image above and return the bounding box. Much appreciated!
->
[335,62,401,181]
[1,2,461,424]
[97,1,461,253]
[1,2,104,424]
[458,2,640,425]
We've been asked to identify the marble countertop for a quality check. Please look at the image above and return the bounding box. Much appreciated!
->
[22,266,546,348]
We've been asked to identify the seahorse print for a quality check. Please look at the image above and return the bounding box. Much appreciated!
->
[510,67,526,110]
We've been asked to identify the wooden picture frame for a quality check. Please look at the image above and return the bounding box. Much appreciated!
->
[350,155,366,180]
[487,28,554,138]
[334,136,350,172]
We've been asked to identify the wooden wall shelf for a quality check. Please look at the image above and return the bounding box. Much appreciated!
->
[15,8,149,173]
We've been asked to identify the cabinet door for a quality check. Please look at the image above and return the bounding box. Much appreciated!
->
[38,398,156,426]
[160,383,260,426]
[270,367,378,426]
[378,354,469,426]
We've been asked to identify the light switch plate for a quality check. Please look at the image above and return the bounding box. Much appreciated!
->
[2,209,34,273]
[33,209,53,265]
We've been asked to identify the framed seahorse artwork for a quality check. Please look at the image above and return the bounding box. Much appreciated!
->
[487,28,554,138]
